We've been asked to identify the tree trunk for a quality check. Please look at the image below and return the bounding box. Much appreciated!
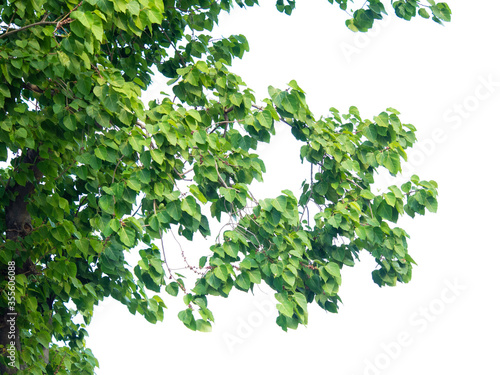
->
[1,149,46,373]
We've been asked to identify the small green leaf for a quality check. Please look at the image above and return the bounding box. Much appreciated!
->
[288,80,304,93]
[118,226,135,247]
[235,272,251,290]
[26,296,37,311]
[63,115,77,131]
[425,195,438,213]
[166,201,182,221]
[199,256,207,268]
[98,195,114,214]
[178,309,196,330]
[248,269,261,284]
[374,112,389,127]
[187,109,202,122]
[384,193,396,207]
[282,270,296,286]
[36,331,51,348]
[277,300,294,318]
[381,151,401,175]
[272,195,288,212]
[324,262,341,281]
[67,262,77,278]
[151,149,164,164]
[223,242,239,258]
[361,189,375,199]
[256,110,273,129]
[401,181,412,193]
[327,214,342,228]
[196,319,212,332]
[220,187,237,203]
[166,281,179,296]
[294,293,307,312]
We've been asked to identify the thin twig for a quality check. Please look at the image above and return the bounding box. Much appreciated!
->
[54,351,68,374]
[208,150,229,188]
[156,201,182,289]
[0,21,59,39]
[131,202,142,217]
[299,163,314,225]
[170,231,205,276]
[174,166,194,178]
[112,156,125,184]
[0,1,82,39]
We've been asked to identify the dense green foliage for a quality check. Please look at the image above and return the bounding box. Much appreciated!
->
[0,0,447,373]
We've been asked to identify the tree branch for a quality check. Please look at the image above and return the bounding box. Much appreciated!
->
[0,2,82,39]
[0,21,59,39]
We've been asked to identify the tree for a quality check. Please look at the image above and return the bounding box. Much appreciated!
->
[0,0,449,373]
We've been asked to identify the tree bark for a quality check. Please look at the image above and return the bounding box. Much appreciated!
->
[1,149,45,373]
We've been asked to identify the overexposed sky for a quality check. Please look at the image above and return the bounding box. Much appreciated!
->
[87,1,500,374]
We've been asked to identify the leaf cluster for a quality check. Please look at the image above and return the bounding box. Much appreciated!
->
[0,0,444,372]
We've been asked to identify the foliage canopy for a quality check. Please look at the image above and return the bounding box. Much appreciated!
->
[0,0,448,373]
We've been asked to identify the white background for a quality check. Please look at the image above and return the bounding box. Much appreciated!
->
[87,1,500,374]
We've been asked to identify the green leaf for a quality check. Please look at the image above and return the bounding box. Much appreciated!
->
[294,293,307,312]
[361,189,375,199]
[374,112,389,127]
[384,193,396,207]
[256,110,273,129]
[151,149,164,164]
[0,84,10,98]
[187,109,202,122]
[118,226,136,247]
[178,309,196,330]
[388,185,404,199]
[325,262,341,281]
[425,195,438,213]
[181,196,200,220]
[272,195,288,212]
[193,130,207,144]
[223,242,239,258]
[67,262,77,278]
[127,178,142,192]
[98,195,114,214]
[94,146,108,160]
[90,16,104,41]
[288,80,304,93]
[401,181,412,193]
[36,331,51,348]
[63,115,77,131]
[189,185,207,204]
[277,300,294,318]
[206,272,221,289]
[37,160,58,178]
[377,201,394,221]
[220,187,237,203]
[166,281,179,296]
[282,270,296,286]
[26,296,37,311]
[314,180,328,195]
[267,208,282,226]
[166,201,182,221]
[274,91,298,113]
[196,319,212,332]
[236,272,251,290]
[327,214,342,228]
[381,151,401,175]
[229,92,243,106]
[127,1,140,15]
